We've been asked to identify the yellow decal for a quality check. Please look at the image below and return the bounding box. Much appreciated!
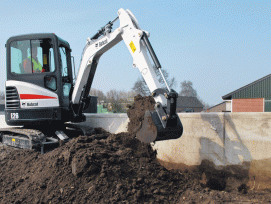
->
[129,41,136,53]
[43,54,48,65]
[12,138,15,142]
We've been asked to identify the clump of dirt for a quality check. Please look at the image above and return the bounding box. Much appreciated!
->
[127,94,155,133]
[0,95,271,203]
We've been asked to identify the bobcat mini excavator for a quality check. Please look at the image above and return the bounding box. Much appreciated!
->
[1,8,183,152]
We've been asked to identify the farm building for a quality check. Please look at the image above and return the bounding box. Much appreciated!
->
[177,96,203,112]
[207,101,231,112]
[222,74,271,112]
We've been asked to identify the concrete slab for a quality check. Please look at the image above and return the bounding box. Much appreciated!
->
[0,115,11,128]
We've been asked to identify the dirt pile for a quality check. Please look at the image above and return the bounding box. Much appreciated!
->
[0,132,195,204]
[0,95,271,203]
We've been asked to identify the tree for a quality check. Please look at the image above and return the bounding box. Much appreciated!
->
[132,68,176,96]
[179,80,197,97]
[198,97,212,111]
[111,102,125,113]
[126,90,137,99]
[106,89,121,102]
[89,88,136,113]
[132,78,149,96]
[89,88,106,104]
[106,89,137,113]
[179,81,212,111]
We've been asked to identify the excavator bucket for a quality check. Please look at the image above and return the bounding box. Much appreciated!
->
[136,110,183,143]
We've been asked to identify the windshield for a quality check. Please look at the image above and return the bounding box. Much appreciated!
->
[10,39,55,74]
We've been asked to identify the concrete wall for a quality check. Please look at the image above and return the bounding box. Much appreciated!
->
[81,112,271,189]
[81,113,129,134]
[177,107,203,113]
[1,112,271,189]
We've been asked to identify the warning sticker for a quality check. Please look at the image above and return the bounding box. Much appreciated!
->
[129,41,136,53]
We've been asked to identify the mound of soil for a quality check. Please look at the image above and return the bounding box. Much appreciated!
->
[0,132,196,204]
[0,95,271,203]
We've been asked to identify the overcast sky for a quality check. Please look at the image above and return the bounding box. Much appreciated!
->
[0,0,270,105]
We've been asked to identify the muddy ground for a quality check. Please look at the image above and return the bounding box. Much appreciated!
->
[0,95,271,203]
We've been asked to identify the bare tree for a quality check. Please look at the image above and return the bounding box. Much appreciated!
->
[106,89,121,102]
[126,90,137,99]
[105,89,124,113]
[105,89,137,113]
[179,81,212,111]
[179,80,197,97]
[132,78,149,96]
[89,88,106,104]
[132,68,176,96]
[198,97,212,111]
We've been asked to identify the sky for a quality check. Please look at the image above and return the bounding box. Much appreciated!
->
[0,0,270,106]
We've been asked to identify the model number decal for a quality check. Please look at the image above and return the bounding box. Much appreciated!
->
[10,113,19,120]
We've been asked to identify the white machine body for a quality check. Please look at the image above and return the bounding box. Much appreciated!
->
[72,8,167,107]
[5,80,59,109]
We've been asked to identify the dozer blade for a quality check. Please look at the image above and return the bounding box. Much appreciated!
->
[136,111,183,143]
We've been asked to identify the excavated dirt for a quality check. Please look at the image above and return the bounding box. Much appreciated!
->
[0,95,271,203]
[127,94,155,133]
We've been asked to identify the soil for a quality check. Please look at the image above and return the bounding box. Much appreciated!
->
[127,94,155,133]
[0,95,271,203]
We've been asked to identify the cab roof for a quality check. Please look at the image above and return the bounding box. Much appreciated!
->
[6,33,70,48]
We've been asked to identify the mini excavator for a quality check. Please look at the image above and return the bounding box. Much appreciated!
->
[1,8,183,152]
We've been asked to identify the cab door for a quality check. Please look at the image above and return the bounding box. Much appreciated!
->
[58,45,73,108]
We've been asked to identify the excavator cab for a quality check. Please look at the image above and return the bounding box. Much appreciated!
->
[5,33,73,126]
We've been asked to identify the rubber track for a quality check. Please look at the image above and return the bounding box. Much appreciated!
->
[0,128,46,143]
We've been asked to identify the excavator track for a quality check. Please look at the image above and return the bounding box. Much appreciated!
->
[0,124,98,153]
[0,128,47,150]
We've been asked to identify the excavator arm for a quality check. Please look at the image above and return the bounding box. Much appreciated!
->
[70,8,183,143]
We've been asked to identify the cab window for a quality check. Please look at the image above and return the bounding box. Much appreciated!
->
[59,45,71,106]
[59,46,68,77]
[10,39,55,74]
